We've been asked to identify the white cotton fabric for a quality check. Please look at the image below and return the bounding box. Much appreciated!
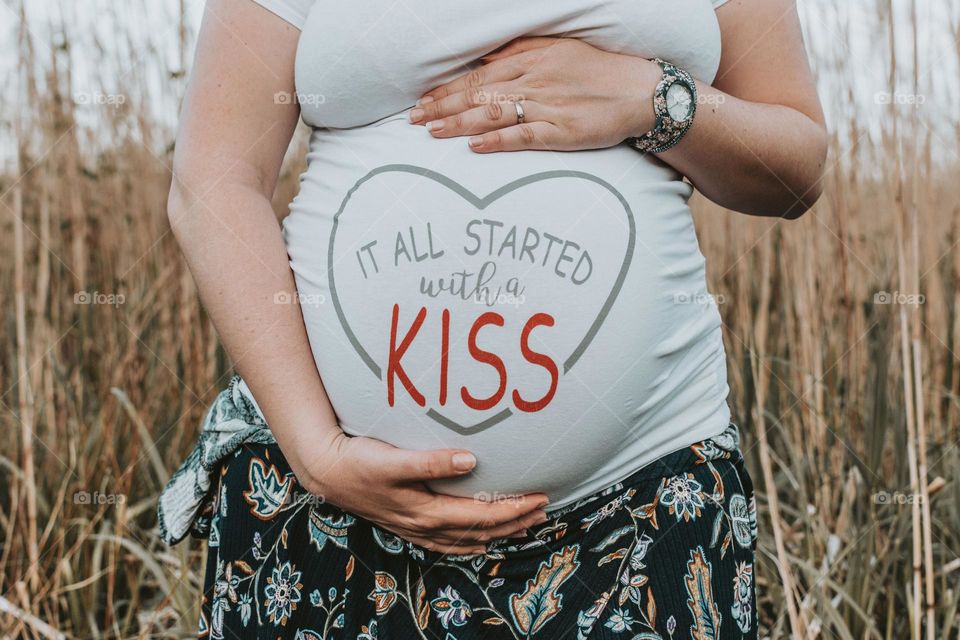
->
[248,0,313,30]
[250,0,732,510]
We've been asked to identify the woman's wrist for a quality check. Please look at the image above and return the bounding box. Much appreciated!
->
[621,56,661,139]
[275,419,346,497]
[303,428,349,498]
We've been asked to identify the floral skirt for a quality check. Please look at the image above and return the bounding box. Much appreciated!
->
[200,425,758,639]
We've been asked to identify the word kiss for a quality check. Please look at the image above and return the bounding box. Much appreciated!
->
[387,304,559,413]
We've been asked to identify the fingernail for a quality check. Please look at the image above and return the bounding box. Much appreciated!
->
[468,136,483,148]
[535,512,549,524]
[409,108,425,123]
[452,452,476,471]
[425,120,443,132]
[509,530,528,538]
[418,95,435,105]
[538,498,550,509]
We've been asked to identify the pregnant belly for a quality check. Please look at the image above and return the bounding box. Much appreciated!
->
[283,112,729,508]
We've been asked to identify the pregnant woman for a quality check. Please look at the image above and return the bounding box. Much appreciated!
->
[159,0,826,637]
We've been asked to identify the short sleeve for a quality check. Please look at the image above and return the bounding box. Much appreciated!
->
[248,0,315,30]
[712,0,730,7]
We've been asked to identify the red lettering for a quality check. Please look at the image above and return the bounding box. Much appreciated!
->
[439,308,450,406]
[460,312,507,411]
[386,306,559,413]
[512,313,559,412]
[387,304,426,406]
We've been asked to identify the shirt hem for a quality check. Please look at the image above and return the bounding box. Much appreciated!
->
[544,408,733,513]
[249,0,307,30]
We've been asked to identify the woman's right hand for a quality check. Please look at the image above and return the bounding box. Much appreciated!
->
[291,431,550,555]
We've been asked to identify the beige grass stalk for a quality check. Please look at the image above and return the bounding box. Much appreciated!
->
[13,2,39,593]
[0,594,64,640]
[907,2,935,636]
[750,241,809,637]
[13,159,40,597]
[887,2,924,636]
[897,215,924,640]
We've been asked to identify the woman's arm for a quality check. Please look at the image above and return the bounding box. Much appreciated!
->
[660,0,827,218]
[168,0,548,554]
[409,0,827,219]
[167,0,338,486]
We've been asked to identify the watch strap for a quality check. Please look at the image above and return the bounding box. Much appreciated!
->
[627,58,697,154]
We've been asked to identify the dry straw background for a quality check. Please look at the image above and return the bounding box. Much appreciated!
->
[1,0,959,638]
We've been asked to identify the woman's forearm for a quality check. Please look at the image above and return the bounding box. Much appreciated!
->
[413,0,827,219]
[166,177,342,474]
[657,0,827,219]
[412,41,827,218]
[657,82,828,219]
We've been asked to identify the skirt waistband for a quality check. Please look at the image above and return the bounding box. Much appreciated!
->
[544,423,744,522]
[407,422,751,563]
[157,374,746,549]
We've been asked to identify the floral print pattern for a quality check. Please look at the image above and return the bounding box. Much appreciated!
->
[198,424,758,639]
[264,562,304,626]
[431,586,472,629]
[731,561,754,634]
[659,472,707,523]
[368,572,398,615]
[509,545,580,634]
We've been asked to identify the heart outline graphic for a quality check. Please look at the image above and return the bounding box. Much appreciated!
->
[327,164,636,435]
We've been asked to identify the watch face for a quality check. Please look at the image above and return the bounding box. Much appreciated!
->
[665,82,693,122]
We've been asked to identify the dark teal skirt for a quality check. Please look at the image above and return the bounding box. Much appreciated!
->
[199,425,758,639]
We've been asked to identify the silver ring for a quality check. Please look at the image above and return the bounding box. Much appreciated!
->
[513,100,525,124]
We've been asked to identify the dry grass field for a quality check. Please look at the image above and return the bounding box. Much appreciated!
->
[1,0,959,638]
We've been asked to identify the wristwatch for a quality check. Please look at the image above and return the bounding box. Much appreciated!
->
[627,58,697,154]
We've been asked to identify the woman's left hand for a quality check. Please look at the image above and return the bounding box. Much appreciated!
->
[409,37,659,153]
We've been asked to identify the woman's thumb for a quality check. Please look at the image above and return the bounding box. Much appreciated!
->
[386,448,477,482]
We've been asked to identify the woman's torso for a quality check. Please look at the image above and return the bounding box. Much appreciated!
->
[275,0,731,509]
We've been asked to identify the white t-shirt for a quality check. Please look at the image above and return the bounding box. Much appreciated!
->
[252,0,732,510]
